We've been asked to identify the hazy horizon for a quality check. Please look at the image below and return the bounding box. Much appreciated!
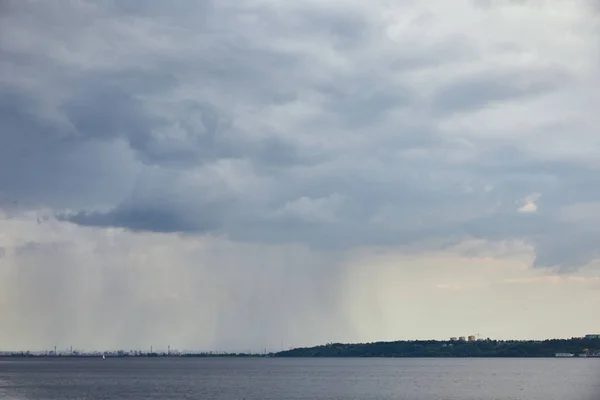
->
[1,334,596,355]
[1,0,599,352]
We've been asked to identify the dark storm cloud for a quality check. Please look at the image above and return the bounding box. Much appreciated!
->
[1,0,600,270]
[63,85,237,167]
[0,86,139,209]
[63,206,219,233]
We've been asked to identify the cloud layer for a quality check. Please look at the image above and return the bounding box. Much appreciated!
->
[1,0,600,349]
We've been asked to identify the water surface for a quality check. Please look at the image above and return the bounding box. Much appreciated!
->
[0,357,598,399]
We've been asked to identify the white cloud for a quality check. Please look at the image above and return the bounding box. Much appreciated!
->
[517,193,541,214]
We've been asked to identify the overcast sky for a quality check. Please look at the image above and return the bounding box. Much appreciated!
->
[1,0,599,352]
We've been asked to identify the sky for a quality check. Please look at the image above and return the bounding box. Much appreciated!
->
[1,0,599,352]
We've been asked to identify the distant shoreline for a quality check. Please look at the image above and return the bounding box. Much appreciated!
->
[2,338,599,359]
[1,355,599,359]
[275,338,600,358]
[0,353,267,358]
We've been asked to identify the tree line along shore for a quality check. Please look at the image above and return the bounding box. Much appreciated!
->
[275,338,600,358]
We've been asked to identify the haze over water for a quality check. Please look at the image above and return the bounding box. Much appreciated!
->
[1,358,598,400]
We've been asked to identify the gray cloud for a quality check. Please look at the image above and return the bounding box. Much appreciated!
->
[1,0,600,273]
[432,68,571,115]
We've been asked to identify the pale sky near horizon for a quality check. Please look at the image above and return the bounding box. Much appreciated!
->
[1,0,599,352]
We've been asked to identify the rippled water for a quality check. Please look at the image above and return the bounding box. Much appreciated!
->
[0,357,598,400]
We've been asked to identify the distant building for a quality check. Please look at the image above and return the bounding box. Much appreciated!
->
[450,337,458,341]
[458,336,466,342]
[585,334,600,339]
[468,335,477,342]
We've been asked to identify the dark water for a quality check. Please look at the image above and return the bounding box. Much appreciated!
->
[0,357,598,400]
